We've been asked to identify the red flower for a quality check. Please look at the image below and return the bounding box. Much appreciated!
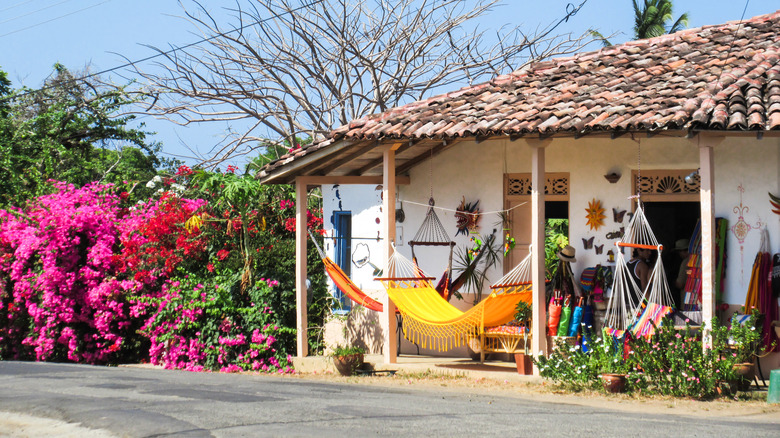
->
[217,249,230,261]
[207,263,215,272]
[119,191,129,200]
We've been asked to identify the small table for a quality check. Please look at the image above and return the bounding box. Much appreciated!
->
[479,326,531,363]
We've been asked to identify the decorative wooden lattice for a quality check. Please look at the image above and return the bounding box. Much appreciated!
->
[633,169,700,201]
[506,173,569,196]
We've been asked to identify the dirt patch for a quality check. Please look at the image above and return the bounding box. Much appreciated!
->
[280,369,780,422]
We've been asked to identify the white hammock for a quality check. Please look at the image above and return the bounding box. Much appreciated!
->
[604,204,675,332]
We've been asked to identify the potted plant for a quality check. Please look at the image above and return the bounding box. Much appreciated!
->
[724,310,765,391]
[330,345,366,376]
[513,300,533,375]
[593,334,630,393]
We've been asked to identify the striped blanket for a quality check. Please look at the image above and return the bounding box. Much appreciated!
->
[631,303,673,338]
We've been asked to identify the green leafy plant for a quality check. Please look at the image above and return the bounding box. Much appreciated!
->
[535,317,754,398]
[544,219,568,278]
[591,333,631,375]
[452,231,501,306]
[514,301,532,326]
[723,309,765,364]
[330,345,366,357]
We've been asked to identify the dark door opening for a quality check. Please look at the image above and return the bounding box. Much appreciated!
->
[643,201,700,307]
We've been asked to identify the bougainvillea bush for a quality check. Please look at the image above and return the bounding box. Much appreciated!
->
[135,273,295,372]
[0,182,141,363]
[0,171,329,372]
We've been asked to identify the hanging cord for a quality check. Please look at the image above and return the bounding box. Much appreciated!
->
[429,146,434,200]
[400,199,528,217]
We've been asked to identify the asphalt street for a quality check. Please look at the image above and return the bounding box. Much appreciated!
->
[0,361,778,437]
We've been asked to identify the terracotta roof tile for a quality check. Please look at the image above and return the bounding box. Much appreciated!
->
[260,11,780,179]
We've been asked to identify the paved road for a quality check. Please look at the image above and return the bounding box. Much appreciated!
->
[0,361,777,437]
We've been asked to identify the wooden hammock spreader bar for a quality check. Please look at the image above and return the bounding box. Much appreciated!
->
[491,281,532,288]
[409,241,456,247]
[374,276,437,281]
[616,242,663,251]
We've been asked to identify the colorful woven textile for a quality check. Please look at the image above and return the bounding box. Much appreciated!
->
[557,304,572,337]
[568,305,584,337]
[630,302,673,338]
[547,299,562,336]
[603,327,626,340]
[323,257,384,312]
[386,281,532,351]
[580,267,597,292]
[485,325,528,335]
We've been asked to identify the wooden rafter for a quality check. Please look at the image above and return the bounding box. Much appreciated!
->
[314,141,379,175]
[395,139,454,175]
[350,140,419,175]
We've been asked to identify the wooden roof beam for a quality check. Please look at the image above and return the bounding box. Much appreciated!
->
[315,141,379,175]
[350,140,419,175]
[395,139,453,175]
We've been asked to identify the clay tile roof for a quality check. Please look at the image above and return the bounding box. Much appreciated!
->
[260,10,780,179]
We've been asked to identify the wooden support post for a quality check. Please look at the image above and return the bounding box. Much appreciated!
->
[699,143,717,348]
[382,146,398,364]
[529,140,548,372]
[295,177,308,357]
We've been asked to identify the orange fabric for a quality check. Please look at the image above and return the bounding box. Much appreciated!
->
[323,257,383,312]
[547,300,562,336]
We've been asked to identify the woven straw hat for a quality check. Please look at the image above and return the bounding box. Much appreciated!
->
[557,245,577,262]
[674,239,690,251]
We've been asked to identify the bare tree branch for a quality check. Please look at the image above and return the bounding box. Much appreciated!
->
[132,0,594,168]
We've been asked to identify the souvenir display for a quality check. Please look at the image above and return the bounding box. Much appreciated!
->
[585,198,606,230]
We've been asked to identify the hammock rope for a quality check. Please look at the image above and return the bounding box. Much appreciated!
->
[378,248,532,351]
[408,197,456,299]
[605,203,674,336]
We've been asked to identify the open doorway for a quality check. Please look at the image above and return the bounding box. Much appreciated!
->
[643,201,700,307]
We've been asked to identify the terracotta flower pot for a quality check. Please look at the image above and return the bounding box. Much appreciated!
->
[333,353,364,376]
[601,373,627,393]
[514,352,533,375]
[732,362,755,391]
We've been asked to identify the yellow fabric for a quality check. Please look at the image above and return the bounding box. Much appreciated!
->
[744,252,761,311]
[385,279,532,352]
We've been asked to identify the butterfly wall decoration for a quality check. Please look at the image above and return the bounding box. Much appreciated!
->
[613,208,627,223]
[606,227,625,240]
[582,236,594,249]
[595,244,604,254]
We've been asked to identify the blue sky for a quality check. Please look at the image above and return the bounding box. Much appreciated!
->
[1,0,778,166]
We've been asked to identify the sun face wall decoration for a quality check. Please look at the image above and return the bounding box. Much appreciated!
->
[585,198,606,231]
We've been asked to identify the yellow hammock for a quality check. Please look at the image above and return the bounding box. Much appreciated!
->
[379,249,533,352]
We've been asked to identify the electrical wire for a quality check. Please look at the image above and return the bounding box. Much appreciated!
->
[0,0,326,103]
[0,0,37,13]
[0,0,111,38]
[0,0,77,26]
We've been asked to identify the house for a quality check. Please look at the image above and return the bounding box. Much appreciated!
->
[258,11,780,371]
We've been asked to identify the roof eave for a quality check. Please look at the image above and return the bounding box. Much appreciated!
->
[257,138,357,184]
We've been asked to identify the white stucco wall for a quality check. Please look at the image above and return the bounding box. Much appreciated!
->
[321,183,386,302]
[323,135,780,310]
